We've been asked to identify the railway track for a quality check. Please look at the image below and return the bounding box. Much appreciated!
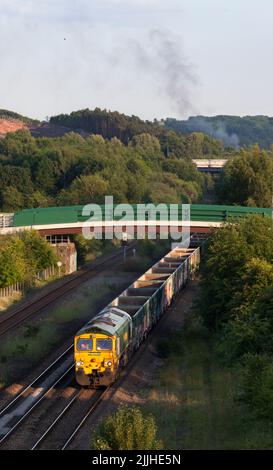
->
[0,341,108,451]
[0,243,136,337]
[0,346,74,446]
[31,387,109,450]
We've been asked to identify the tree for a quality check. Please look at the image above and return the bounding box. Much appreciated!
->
[91,406,163,450]
[1,186,24,211]
[0,112,207,211]
[216,146,273,207]
[0,236,26,287]
[130,133,161,157]
[34,157,56,193]
[197,215,273,329]
[65,174,109,204]
[0,232,56,287]
[21,230,57,274]
[218,286,273,364]
[26,191,52,208]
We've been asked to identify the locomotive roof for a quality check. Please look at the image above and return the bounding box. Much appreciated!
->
[77,307,131,337]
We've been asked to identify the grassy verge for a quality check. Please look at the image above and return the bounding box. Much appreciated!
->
[143,313,273,449]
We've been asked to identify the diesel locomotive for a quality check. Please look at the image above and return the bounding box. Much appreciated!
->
[74,246,200,387]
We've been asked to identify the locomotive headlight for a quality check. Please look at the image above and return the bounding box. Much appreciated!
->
[76,360,84,366]
[105,360,112,367]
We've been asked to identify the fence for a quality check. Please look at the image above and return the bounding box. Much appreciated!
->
[0,265,57,298]
[36,265,56,281]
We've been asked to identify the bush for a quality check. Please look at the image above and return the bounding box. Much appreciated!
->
[0,231,57,288]
[196,215,273,330]
[240,354,273,421]
[91,405,163,450]
[22,230,57,273]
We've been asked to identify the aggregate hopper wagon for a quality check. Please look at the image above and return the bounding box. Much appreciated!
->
[74,247,200,387]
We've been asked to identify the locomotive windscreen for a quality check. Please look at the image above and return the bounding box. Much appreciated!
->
[77,338,93,351]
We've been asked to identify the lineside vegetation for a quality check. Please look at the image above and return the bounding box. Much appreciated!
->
[197,214,273,421]
[0,231,56,288]
[90,405,163,450]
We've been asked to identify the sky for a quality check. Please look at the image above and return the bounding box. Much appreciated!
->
[0,0,273,121]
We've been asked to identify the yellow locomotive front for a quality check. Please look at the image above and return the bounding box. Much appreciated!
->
[74,306,133,387]
[75,332,117,387]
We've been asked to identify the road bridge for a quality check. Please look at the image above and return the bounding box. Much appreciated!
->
[0,204,271,237]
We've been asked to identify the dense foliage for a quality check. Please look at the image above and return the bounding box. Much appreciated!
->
[196,215,273,419]
[0,127,207,211]
[215,145,273,207]
[166,115,273,149]
[0,231,56,288]
[91,405,162,450]
[50,108,226,158]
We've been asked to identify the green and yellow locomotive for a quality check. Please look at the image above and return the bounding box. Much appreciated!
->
[75,307,132,387]
[74,247,200,387]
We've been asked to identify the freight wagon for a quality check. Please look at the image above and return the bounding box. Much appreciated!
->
[13,204,271,227]
[74,246,200,387]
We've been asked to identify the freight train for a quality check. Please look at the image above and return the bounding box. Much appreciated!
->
[74,246,200,387]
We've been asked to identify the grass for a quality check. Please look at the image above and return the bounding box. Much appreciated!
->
[0,292,23,312]
[142,312,273,450]
[121,255,153,273]
[0,273,60,316]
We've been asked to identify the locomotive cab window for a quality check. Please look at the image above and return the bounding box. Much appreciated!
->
[77,338,93,351]
[96,339,112,350]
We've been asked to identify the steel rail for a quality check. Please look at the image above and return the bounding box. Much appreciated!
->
[0,364,74,445]
[30,387,108,450]
[0,345,73,419]
[61,387,110,450]
[31,388,82,450]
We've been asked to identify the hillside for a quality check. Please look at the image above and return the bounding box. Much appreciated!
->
[49,108,228,159]
[0,107,212,213]
[165,115,273,149]
[0,109,227,161]
[0,109,39,139]
[0,119,27,137]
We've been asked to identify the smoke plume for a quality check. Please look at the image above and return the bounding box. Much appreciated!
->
[112,29,198,117]
[187,116,240,147]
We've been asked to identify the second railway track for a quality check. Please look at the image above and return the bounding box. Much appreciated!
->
[0,345,74,446]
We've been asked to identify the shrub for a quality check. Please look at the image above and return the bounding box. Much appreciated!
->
[240,354,273,421]
[91,405,163,450]
[0,231,56,288]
